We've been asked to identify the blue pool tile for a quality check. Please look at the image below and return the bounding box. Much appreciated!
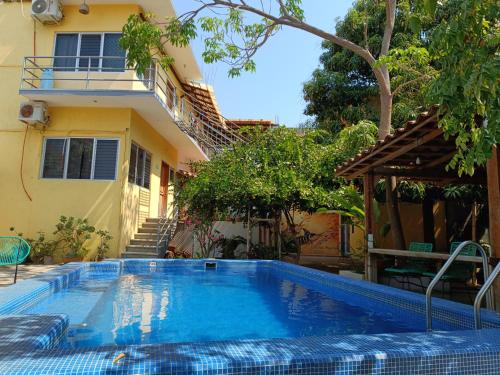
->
[0,259,499,374]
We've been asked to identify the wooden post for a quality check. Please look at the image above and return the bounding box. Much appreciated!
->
[486,146,500,311]
[364,172,376,281]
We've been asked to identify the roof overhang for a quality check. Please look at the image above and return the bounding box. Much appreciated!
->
[60,0,203,81]
[335,106,486,185]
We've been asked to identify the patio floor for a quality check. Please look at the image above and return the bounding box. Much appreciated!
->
[0,265,58,287]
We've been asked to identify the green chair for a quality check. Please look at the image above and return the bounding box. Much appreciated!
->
[385,242,433,290]
[422,242,477,300]
[0,236,31,284]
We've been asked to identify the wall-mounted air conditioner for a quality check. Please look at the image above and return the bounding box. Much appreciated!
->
[31,0,63,24]
[19,101,49,125]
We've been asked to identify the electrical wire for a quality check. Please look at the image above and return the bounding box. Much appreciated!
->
[20,124,33,202]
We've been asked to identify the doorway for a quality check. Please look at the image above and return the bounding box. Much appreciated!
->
[159,161,169,217]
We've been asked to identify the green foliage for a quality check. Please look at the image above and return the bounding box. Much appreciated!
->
[180,122,377,239]
[96,230,113,261]
[217,235,246,259]
[120,14,174,74]
[425,0,499,175]
[9,228,57,264]
[303,0,436,132]
[53,216,95,258]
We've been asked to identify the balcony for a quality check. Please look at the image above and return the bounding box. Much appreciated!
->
[20,56,243,163]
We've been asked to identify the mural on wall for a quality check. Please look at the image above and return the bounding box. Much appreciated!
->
[282,212,341,257]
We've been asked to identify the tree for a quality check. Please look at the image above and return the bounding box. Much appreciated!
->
[122,0,402,139]
[303,0,438,134]
[120,0,417,249]
[425,0,498,176]
[179,123,377,259]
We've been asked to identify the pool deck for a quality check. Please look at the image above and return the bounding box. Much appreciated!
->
[0,265,58,287]
[0,259,499,375]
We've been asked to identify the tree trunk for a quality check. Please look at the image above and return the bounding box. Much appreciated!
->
[378,90,393,140]
[386,176,406,249]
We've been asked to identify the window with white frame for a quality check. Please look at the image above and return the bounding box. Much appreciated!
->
[41,138,119,180]
[53,33,126,72]
[128,143,151,189]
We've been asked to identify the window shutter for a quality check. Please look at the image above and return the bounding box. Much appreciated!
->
[94,139,119,180]
[102,34,126,72]
[144,153,151,189]
[128,143,138,183]
[54,34,78,71]
[79,34,102,71]
[42,139,67,178]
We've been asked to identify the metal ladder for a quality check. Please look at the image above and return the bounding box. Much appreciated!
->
[474,261,500,329]
[425,241,493,331]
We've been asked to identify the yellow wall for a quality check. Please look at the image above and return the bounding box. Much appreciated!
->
[0,3,187,259]
[0,107,129,259]
[118,110,178,252]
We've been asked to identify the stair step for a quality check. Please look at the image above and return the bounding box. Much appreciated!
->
[134,233,158,240]
[138,227,158,233]
[142,222,161,229]
[122,252,159,259]
[130,239,165,246]
[125,245,158,253]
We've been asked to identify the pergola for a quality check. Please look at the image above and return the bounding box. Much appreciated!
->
[335,106,500,309]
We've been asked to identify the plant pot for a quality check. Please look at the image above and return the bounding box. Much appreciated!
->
[43,256,54,265]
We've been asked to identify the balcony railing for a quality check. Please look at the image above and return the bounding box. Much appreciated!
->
[20,56,245,157]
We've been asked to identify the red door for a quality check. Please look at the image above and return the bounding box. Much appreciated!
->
[159,162,169,217]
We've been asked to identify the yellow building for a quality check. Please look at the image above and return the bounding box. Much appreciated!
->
[0,0,239,259]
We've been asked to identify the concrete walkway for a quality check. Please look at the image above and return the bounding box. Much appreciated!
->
[0,265,58,287]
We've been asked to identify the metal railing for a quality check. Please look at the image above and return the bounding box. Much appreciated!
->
[474,261,500,329]
[20,56,245,157]
[425,241,493,331]
[155,198,180,258]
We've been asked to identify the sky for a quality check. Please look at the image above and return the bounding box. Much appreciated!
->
[172,0,353,127]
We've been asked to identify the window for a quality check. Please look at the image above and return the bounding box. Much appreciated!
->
[128,143,151,189]
[54,33,126,72]
[42,138,119,180]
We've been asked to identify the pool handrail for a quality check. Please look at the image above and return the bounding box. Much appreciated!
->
[474,261,500,329]
[425,241,492,331]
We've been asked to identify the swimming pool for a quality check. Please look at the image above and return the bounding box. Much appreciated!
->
[0,259,499,374]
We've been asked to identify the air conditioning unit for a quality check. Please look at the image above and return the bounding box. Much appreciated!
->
[19,102,49,125]
[31,0,63,24]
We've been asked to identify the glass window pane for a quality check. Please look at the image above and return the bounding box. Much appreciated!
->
[94,140,119,180]
[79,34,102,71]
[102,34,126,72]
[128,143,137,183]
[136,148,145,186]
[54,34,78,71]
[67,138,93,179]
[42,139,66,178]
[144,153,151,189]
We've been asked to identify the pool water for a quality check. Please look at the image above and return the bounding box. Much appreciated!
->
[23,267,444,348]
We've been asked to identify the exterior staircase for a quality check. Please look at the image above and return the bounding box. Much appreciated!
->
[122,218,177,259]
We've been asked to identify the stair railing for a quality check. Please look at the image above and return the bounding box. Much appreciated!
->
[474,261,500,329]
[425,241,493,331]
[155,198,180,257]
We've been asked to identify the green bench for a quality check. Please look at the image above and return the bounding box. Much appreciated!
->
[384,241,433,290]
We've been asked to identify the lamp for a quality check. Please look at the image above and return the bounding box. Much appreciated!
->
[79,0,89,15]
[416,156,422,166]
